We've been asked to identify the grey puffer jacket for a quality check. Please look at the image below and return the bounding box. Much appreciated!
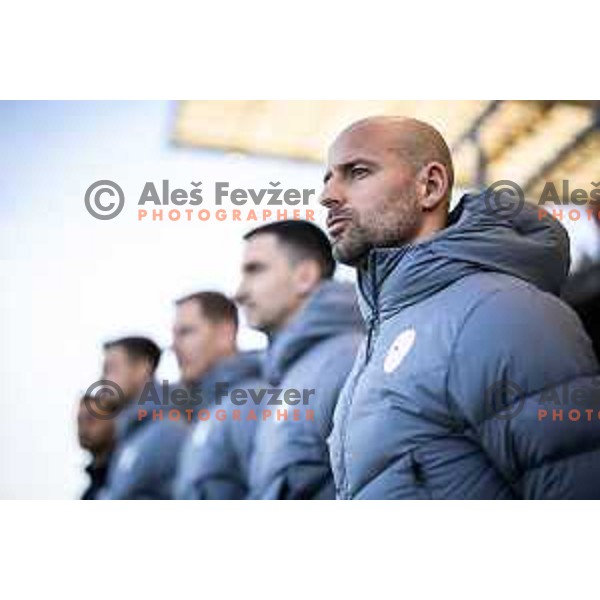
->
[249,280,364,499]
[329,192,600,499]
[173,351,265,499]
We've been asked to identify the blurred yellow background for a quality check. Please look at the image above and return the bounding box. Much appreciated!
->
[173,100,600,197]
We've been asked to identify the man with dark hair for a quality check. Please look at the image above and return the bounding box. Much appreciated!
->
[237,220,363,499]
[244,220,336,280]
[77,394,115,499]
[102,336,162,398]
[101,336,187,499]
[320,116,600,499]
[172,291,264,499]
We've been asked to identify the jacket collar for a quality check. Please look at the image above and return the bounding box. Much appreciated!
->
[356,191,570,323]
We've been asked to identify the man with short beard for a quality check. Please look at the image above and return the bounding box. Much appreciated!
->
[320,116,600,499]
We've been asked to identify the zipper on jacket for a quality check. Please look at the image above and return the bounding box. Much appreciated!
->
[364,259,380,364]
[338,257,380,498]
[365,314,380,363]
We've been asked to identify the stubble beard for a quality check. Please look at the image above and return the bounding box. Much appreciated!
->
[332,194,422,267]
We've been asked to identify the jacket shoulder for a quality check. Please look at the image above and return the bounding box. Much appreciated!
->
[454,273,593,355]
[447,274,598,424]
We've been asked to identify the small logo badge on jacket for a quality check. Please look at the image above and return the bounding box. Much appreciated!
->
[117,445,139,473]
[192,421,212,447]
[384,328,416,373]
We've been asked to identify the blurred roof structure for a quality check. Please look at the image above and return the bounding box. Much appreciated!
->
[172,100,600,194]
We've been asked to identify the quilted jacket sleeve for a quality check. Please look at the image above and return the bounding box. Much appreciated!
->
[447,282,600,499]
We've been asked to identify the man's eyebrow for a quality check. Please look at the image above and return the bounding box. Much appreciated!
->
[323,158,378,183]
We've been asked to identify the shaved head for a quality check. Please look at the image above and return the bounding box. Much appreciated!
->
[339,117,454,191]
[320,116,454,265]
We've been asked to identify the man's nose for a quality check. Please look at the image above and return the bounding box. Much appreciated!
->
[319,178,345,209]
[234,282,247,305]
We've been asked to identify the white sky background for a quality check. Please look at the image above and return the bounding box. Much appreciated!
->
[0,101,341,499]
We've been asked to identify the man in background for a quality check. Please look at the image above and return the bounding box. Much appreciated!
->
[236,220,363,499]
[101,336,187,499]
[172,291,264,499]
[77,393,115,499]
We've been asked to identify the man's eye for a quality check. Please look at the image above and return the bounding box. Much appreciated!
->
[351,166,369,179]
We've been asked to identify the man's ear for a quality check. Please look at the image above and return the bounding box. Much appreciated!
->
[418,161,450,211]
[140,360,154,381]
[292,260,322,297]
[129,360,150,391]
[217,320,237,349]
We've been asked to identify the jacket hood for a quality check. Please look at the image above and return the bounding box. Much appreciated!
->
[184,350,263,412]
[196,350,263,394]
[263,280,364,385]
[357,190,571,322]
